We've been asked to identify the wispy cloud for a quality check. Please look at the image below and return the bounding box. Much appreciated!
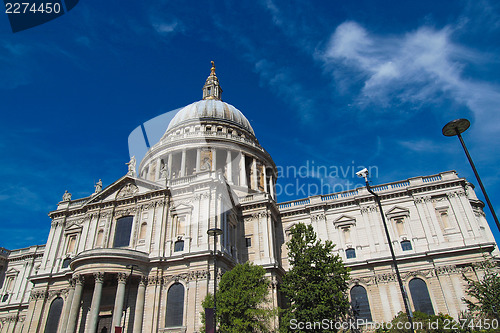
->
[320,21,500,144]
[151,19,181,36]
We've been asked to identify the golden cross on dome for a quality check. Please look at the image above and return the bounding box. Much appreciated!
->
[211,61,216,75]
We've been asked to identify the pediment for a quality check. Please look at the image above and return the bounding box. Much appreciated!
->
[65,221,83,232]
[6,268,19,275]
[85,176,165,204]
[333,215,356,228]
[171,202,194,214]
[284,222,299,234]
[385,206,410,217]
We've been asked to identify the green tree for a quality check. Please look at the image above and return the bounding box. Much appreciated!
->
[280,223,350,332]
[200,293,213,333]
[375,311,461,333]
[463,263,500,320]
[200,262,274,333]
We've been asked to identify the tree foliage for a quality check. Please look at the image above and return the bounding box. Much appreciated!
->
[375,311,461,333]
[280,223,350,332]
[463,262,500,320]
[200,262,274,333]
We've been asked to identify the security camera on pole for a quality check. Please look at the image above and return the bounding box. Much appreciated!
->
[357,168,415,333]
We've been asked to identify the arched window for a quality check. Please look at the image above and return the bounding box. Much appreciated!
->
[350,285,372,322]
[113,216,133,248]
[174,240,184,252]
[346,248,356,259]
[409,278,434,315]
[165,283,184,327]
[44,297,64,332]
[401,240,412,251]
[139,222,147,240]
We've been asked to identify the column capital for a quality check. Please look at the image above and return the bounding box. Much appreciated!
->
[117,272,129,283]
[139,275,148,286]
[93,272,105,283]
[73,274,85,285]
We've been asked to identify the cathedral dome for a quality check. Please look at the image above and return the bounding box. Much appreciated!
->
[166,99,255,135]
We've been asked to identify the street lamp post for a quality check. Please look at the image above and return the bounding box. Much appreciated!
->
[207,227,223,333]
[442,118,500,233]
[357,169,415,333]
[122,264,137,331]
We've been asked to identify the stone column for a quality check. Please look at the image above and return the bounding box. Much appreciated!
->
[111,273,128,329]
[226,150,233,184]
[212,149,217,172]
[60,278,75,333]
[251,158,258,190]
[180,150,186,177]
[66,274,85,333]
[155,159,162,181]
[132,277,147,333]
[196,148,201,173]
[270,175,275,199]
[87,272,105,333]
[423,196,445,244]
[167,153,172,177]
[239,152,247,187]
[263,164,268,193]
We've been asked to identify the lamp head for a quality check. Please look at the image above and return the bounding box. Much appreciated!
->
[442,118,470,137]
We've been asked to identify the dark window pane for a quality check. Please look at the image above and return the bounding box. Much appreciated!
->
[346,248,356,259]
[245,237,251,247]
[44,297,64,332]
[401,240,412,251]
[113,216,133,248]
[409,278,434,315]
[350,286,372,322]
[174,240,184,252]
[166,283,184,327]
[61,258,71,269]
[2,294,8,302]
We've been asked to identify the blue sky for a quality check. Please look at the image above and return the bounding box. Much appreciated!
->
[1,0,499,249]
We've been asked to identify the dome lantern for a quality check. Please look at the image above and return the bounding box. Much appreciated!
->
[202,61,223,101]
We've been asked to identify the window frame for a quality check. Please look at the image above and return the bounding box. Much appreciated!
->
[401,240,412,251]
[165,283,185,327]
[350,285,372,322]
[409,278,435,315]
[113,216,134,248]
[174,239,184,252]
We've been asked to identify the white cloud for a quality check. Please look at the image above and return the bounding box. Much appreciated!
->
[321,21,500,142]
[152,20,179,35]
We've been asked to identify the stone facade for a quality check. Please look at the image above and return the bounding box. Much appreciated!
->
[0,66,497,333]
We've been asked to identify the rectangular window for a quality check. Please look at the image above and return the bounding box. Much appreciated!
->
[346,248,356,259]
[174,240,184,252]
[113,216,133,248]
[401,240,412,251]
[245,237,252,247]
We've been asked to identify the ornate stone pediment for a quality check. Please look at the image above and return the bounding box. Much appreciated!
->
[333,214,356,228]
[116,183,139,199]
[385,206,410,218]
